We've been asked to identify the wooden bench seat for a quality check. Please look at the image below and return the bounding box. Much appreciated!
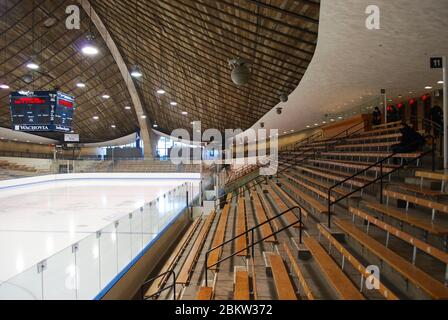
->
[416,170,448,182]
[234,268,251,300]
[352,126,404,138]
[334,141,397,150]
[309,159,396,173]
[384,189,448,218]
[296,165,368,188]
[283,173,336,202]
[302,164,376,183]
[287,172,355,198]
[279,179,328,215]
[372,120,403,129]
[364,201,448,236]
[283,243,314,300]
[236,195,248,256]
[266,183,304,226]
[250,189,276,242]
[345,132,402,143]
[335,219,448,299]
[145,218,201,297]
[317,224,398,300]
[393,183,448,198]
[268,254,297,300]
[254,186,281,232]
[321,151,422,159]
[196,287,213,300]
[177,211,216,284]
[350,207,448,265]
[207,201,231,269]
[303,236,365,300]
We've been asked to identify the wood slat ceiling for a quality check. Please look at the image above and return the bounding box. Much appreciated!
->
[0,0,320,142]
[93,0,320,135]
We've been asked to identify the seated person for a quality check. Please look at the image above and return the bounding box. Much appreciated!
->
[372,107,382,126]
[392,123,425,163]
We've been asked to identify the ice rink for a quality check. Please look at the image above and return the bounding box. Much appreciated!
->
[0,177,199,286]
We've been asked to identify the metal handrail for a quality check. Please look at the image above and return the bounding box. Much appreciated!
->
[140,270,177,300]
[326,134,436,228]
[217,121,366,211]
[204,205,302,285]
[409,115,442,131]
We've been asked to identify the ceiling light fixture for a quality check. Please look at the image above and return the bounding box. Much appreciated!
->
[157,89,166,95]
[141,115,147,119]
[102,94,110,99]
[81,35,98,56]
[170,101,177,106]
[125,106,131,110]
[0,84,9,90]
[438,81,444,84]
[181,111,188,115]
[130,66,142,78]
[111,124,116,128]
[153,122,158,128]
[425,86,433,90]
[26,60,39,70]
[82,6,98,56]
[76,82,86,88]
[93,116,99,120]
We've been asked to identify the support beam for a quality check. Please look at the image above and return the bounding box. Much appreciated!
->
[78,0,153,159]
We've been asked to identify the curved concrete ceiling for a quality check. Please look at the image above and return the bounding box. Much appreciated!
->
[255,0,448,133]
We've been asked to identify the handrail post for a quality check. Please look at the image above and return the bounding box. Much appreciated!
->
[251,229,255,257]
[299,209,303,244]
[432,136,436,172]
[327,188,332,229]
[171,271,176,300]
[204,252,208,286]
[380,162,383,204]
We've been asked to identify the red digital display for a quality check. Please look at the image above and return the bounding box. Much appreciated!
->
[59,99,74,108]
[14,97,46,105]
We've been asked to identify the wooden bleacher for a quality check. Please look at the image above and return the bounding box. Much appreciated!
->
[236,194,248,257]
[304,236,365,300]
[349,207,448,266]
[317,224,398,300]
[384,188,448,220]
[266,182,304,226]
[196,287,213,300]
[364,201,448,236]
[267,253,297,300]
[177,211,216,285]
[250,189,276,243]
[207,199,231,270]
[335,218,448,299]
[234,267,251,300]
[283,243,314,300]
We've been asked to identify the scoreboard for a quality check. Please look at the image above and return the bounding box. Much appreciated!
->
[9,91,75,132]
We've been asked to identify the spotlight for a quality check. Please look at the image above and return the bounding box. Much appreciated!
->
[26,60,39,70]
[130,66,142,78]
[81,35,99,56]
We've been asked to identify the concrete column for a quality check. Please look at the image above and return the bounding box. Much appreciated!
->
[78,0,153,159]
